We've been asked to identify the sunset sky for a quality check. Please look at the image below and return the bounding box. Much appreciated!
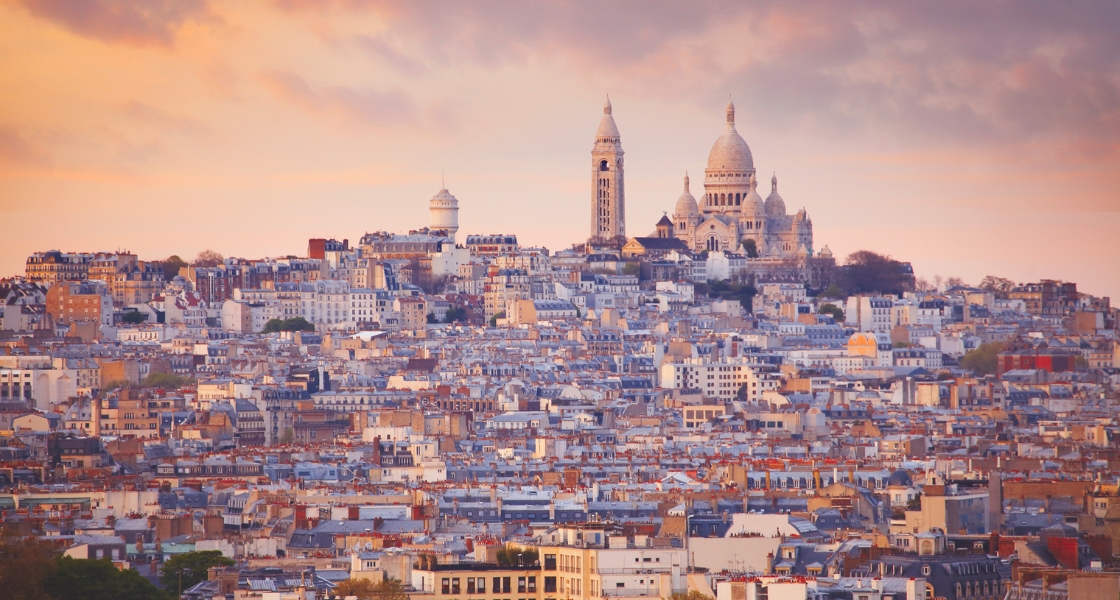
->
[1,1,1118,298]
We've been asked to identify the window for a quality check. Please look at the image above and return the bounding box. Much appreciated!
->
[545,577,557,593]
[442,579,450,594]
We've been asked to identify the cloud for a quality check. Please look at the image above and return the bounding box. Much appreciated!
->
[8,0,215,46]
[269,1,1120,154]
[0,125,51,167]
[119,101,209,134]
[259,69,421,129]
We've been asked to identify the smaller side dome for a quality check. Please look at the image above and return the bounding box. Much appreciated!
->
[674,173,699,219]
[740,173,764,216]
[764,173,786,217]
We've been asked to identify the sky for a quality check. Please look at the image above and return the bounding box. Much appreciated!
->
[1,1,1118,298]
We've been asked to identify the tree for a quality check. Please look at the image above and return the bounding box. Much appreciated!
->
[121,311,147,324]
[192,250,224,268]
[0,533,56,600]
[262,317,315,333]
[979,275,1015,299]
[622,261,640,276]
[820,283,844,299]
[49,556,169,600]
[332,578,379,600]
[160,255,187,280]
[160,551,233,595]
[426,313,438,324]
[369,579,409,600]
[959,342,1004,376]
[489,311,505,328]
[818,303,845,322]
[670,592,715,600]
[839,251,914,296]
[141,372,196,388]
[443,307,466,323]
[496,545,539,567]
[945,276,966,288]
[741,238,759,258]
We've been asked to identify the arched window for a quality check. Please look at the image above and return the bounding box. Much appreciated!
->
[706,236,720,251]
[599,160,608,171]
[735,193,741,205]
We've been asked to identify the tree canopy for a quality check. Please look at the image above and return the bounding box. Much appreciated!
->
[0,534,55,600]
[160,550,234,595]
[160,255,187,280]
[120,311,147,324]
[191,250,224,268]
[261,317,315,333]
[979,275,1016,299]
[49,556,169,600]
[706,279,757,312]
[140,372,197,388]
[741,238,759,258]
[839,250,914,296]
[818,303,845,322]
[496,546,539,567]
[959,342,1004,375]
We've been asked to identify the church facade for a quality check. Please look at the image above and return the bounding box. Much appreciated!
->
[668,101,814,258]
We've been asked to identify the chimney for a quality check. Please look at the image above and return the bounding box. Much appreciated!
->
[91,398,101,437]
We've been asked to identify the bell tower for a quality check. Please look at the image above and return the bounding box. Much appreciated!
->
[590,96,626,243]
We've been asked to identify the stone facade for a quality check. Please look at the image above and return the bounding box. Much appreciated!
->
[590,97,625,243]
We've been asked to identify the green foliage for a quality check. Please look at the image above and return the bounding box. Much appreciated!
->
[102,380,130,392]
[622,261,640,276]
[839,250,914,296]
[46,556,169,600]
[160,550,234,594]
[160,256,187,280]
[332,578,408,600]
[818,303,845,322]
[959,342,1005,375]
[0,533,56,600]
[140,372,196,388]
[261,317,315,333]
[120,311,147,325]
[332,578,379,600]
[821,284,845,299]
[426,313,438,324]
[670,592,715,600]
[893,341,911,349]
[741,238,759,258]
[489,311,505,328]
[279,428,294,443]
[443,307,466,323]
[495,546,539,567]
[705,279,757,312]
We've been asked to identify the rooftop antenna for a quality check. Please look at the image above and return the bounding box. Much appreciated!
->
[441,168,445,189]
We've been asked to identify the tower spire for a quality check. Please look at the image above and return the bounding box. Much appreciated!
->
[604,94,612,115]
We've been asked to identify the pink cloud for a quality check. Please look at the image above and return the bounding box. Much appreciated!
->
[8,0,215,46]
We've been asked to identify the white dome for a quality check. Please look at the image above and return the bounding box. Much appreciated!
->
[429,187,458,207]
[674,173,699,218]
[595,96,620,140]
[706,101,753,172]
[764,173,786,217]
[740,173,764,215]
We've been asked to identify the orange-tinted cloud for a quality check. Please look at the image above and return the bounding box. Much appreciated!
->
[7,0,216,46]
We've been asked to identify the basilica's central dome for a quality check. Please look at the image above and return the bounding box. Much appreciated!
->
[706,101,753,172]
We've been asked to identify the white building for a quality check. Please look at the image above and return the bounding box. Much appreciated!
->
[659,359,780,402]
